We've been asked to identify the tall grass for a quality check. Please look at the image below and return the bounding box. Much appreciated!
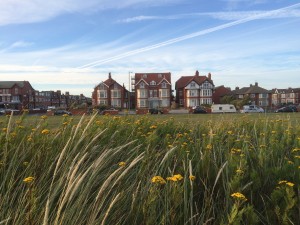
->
[0,112,299,224]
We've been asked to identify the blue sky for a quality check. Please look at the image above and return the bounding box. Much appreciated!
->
[0,0,299,96]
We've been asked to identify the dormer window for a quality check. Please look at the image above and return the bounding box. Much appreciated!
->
[150,80,156,86]
[162,82,167,88]
[190,82,195,88]
[143,74,147,78]
[158,74,162,78]
[140,82,145,88]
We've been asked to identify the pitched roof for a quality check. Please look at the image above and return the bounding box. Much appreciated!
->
[232,83,269,95]
[0,81,30,89]
[175,72,213,89]
[135,73,171,85]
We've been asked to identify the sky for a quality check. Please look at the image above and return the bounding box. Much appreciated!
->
[0,0,299,97]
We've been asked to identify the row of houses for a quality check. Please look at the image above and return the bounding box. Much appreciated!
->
[1,71,299,111]
[0,81,90,110]
[92,71,300,110]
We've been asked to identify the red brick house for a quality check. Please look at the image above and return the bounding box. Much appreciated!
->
[0,81,35,109]
[212,85,232,104]
[92,73,129,109]
[271,88,300,106]
[231,82,271,107]
[134,72,172,110]
[175,71,214,108]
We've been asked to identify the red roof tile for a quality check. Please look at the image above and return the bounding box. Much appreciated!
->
[135,73,171,84]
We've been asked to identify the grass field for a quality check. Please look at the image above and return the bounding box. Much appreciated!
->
[0,112,300,224]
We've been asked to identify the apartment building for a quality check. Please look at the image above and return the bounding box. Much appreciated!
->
[134,72,172,109]
[175,71,214,108]
[92,73,129,109]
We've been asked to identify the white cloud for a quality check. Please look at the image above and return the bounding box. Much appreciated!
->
[119,9,300,23]
[0,0,182,26]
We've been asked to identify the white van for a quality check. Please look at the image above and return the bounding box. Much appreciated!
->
[211,104,237,113]
[240,105,264,113]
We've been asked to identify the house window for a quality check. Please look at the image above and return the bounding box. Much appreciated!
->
[190,82,195,88]
[203,82,210,88]
[202,89,211,96]
[111,99,121,107]
[111,90,121,98]
[12,96,20,102]
[138,89,148,98]
[150,81,156,86]
[238,94,243,99]
[149,90,153,97]
[201,98,212,105]
[153,90,157,97]
[159,89,169,97]
[259,93,267,98]
[179,90,183,96]
[179,99,183,106]
[99,100,107,105]
[99,84,105,90]
[162,82,167,88]
[140,82,145,88]
[99,90,107,98]
[138,99,148,108]
[188,90,198,97]
[15,88,19,94]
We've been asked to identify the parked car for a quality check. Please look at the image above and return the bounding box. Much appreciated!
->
[0,109,5,115]
[148,108,163,114]
[192,106,207,114]
[53,110,72,115]
[240,105,264,113]
[275,105,298,113]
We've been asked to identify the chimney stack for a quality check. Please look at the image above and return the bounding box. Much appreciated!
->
[235,87,239,90]
[109,72,111,79]
[255,82,258,86]
[195,70,199,76]
[208,72,211,80]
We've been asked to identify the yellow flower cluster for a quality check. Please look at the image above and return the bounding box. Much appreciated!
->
[189,175,196,181]
[166,174,183,182]
[278,180,294,187]
[41,129,50,135]
[118,162,126,167]
[231,192,247,201]
[23,176,35,183]
[41,115,48,120]
[151,176,166,184]
[150,125,157,129]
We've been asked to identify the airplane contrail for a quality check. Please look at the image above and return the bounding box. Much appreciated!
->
[77,2,300,69]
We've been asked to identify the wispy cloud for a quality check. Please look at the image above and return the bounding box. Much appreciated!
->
[0,0,182,26]
[119,9,300,23]
[78,2,300,69]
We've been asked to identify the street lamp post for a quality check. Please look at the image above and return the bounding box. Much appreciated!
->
[128,71,133,113]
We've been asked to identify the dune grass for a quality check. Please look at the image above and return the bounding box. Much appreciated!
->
[0,112,299,224]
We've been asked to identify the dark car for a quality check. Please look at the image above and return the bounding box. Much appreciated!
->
[192,106,207,114]
[275,105,298,113]
[148,108,163,114]
[53,110,72,115]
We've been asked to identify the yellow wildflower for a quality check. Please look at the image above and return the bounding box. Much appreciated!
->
[189,175,196,181]
[23,176,34,183]
[2,128,7,132]
[118,162,126,167]
[27,137,33,142]
[236,169,243,174]
[227,131,233,135]
[167,174,183,182]
[278,180,287,185]
[41,129,50,135]
[151,176,166,184]
[168,145,173,148]
[62,114,69,117]
[62,122,68,126]
[206,144,212,150]
[231,192,247,201]
[287,161,294,164]
[41,115,48,120]
[150,125,157,129]
[286,182,295,187]
[23,162,29,166]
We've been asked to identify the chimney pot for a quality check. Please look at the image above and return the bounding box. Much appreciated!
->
[109,72,111,79]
